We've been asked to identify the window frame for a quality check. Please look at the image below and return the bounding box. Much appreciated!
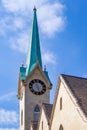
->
[21,110,23,125]
[60,97,62,110]
[33,105,40,121]
[59,124,63,130]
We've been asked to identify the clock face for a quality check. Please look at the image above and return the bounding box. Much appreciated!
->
[29,79,46,95]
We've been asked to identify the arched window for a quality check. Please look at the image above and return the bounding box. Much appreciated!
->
[59,124,63,130]
[21,110,23,125]
[60,97,62,110]
[33,105,40,121]
[42,121,43,130]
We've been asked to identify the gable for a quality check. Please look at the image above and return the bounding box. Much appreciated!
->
[50,74,87,127]
[37,105,50,130]
[26,64,52,89]
[62,74,87,118]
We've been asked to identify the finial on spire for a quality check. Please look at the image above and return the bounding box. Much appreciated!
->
[33,6,37,11]
[22,63,24,67]
[44,65,46,71]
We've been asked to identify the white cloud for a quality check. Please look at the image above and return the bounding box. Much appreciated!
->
[1,0,66,36]
[40,16,65,36]
[1,0,66,55]
[2,0,25,12]
[0,16,25,36]
[0,92,16,102]
[2,0,47,13]
[42,51,56,65]
[0,128,19,130]
[10,32,29,53]
[38,3,66,36]
[13,18,25,30]
[0,109,19,125]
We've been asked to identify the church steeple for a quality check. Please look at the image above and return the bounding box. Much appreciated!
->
[26,7,42,76]
[19,8,52,85]
[18,8,52,130]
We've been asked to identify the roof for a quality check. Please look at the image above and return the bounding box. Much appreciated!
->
[43,70,52,86]
[31,121,38,130]
[61,74,87,117]
[20,66,26,80]
[42,103,53,122]
[26,7,42,76]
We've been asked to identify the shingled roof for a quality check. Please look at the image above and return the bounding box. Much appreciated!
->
[61,74,87,118]
[42,103,53,122]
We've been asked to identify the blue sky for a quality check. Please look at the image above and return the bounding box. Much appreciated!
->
[0,0,87,129]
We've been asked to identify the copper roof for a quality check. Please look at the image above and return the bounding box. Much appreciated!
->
[62,74,87,117]
[42,103,53,122]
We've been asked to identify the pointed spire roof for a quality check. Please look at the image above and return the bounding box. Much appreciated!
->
[26,7,42,76]
[19,8,52,86]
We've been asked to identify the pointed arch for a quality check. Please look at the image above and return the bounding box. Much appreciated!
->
[59,124,63,130]
[21,110,23,125]
[33,105,40,121]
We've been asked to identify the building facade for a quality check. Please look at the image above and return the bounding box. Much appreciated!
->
[37,103,52,130]
[50,74,87,130]
[37,74,87,130]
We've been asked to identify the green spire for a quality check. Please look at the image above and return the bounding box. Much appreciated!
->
[26,7,42,76]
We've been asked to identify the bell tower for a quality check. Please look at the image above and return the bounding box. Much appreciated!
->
[17,7,52,130]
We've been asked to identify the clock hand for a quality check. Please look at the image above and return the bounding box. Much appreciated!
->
[36,83,40,91]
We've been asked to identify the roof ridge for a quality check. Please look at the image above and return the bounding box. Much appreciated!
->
[61,74,87,80]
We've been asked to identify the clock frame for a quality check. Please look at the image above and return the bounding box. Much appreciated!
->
[29,79,46,95]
